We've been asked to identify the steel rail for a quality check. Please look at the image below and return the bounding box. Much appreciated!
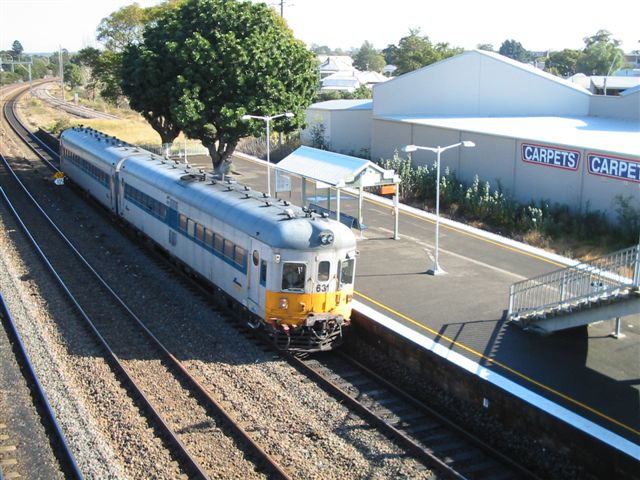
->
[2,87,291,479]
[287,350,541,480]
[0,292,84,480]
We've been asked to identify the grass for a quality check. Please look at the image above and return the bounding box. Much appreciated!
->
[20,85,201,148]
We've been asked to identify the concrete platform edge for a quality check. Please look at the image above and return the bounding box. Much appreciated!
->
[352,299,640,460]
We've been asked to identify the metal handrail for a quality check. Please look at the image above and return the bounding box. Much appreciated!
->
[508,244,639,319]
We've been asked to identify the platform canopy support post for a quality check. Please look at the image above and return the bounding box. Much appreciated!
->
[358,186,363,229]
[393,186,399,240]
[336,188,341,223]
[301,176,307,207]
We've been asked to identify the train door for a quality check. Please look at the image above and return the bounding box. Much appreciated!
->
[247,239,269,317]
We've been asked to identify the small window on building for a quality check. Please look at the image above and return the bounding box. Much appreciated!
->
[282,263,306,291]
[318,261,330,282]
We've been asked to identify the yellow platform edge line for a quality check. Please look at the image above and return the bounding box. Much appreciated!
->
[354,290,640,438]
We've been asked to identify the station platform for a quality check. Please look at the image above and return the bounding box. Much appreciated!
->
[195,152,639,459]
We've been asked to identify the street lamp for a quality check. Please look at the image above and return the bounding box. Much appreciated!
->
[241,112,294,197]
[403,141,476,275]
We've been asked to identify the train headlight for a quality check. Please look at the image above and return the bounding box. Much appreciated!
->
[319,231,334,245]
[279,297,289,310]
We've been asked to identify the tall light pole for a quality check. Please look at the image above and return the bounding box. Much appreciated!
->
[241,112,294,197]
[403,141,476,275]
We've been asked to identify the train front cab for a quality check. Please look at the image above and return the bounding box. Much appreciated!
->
[248,243,356,351]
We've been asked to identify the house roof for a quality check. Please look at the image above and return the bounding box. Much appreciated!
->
[590,76,640,90]
[375,114,640,157]
[308,99,373,111]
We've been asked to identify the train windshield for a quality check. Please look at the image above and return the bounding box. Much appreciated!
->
[339,258,355,286]
[282,263,306,291]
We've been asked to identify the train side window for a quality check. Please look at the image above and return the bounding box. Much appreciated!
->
[234,246,246,269]
[282,263,305,291]
[195,223,204,242]
[214,234,223,252]
[260,260,267,286]
[223,239,234,259]
[187,219,195,237]
[205,228,214,246]
[179,214,188,231]
[318,261,330,282]
[339,259,355,286]
[252,250,259,266]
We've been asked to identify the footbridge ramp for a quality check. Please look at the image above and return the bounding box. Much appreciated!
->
[507,244,640,334]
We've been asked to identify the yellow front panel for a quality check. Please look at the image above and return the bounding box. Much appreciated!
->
[264,288,354,326]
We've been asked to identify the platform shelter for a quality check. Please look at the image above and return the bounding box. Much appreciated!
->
[276,146,401,238]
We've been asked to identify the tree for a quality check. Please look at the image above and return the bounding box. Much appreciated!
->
[121,44,181,146]
[97,3,148,52]
[382,44,398,65]
[137,0,318,172]
[11,40,23,57]
[394,28,463,76]
[576,30,624,75]
[545,49,581,77]
[63,63,82,88]
[476,43,494,52]
[353,41,385,72]
[498,39,529,62]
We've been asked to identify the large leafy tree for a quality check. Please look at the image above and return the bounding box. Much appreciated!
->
[545,49,581,77]
[353,41,385,72]
[498,39,529,62]
[576,30,624,75]
[138,0,318,172]
[394,29,462,75]
[121,43,181,146]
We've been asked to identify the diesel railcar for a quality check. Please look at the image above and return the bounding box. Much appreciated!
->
[59,127,358,351]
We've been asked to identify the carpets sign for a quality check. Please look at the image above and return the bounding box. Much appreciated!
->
[588,153,640,183]
[521,143,580,171]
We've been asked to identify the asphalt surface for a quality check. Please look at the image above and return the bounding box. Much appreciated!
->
[191,152,639,447]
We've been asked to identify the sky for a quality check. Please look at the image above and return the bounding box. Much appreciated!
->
[1,0,638,55]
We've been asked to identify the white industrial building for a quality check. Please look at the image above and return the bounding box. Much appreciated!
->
[303,50,640,220]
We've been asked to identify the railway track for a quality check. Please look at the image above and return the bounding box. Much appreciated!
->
[1,86,289,479]
[5,83,541,479]
[0,293,82,480]
[290,351,539,480]
[33,82,119,120]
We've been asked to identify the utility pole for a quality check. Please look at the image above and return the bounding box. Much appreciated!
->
[59,46,64,101]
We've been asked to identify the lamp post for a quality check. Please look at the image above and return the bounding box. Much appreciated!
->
[241,112,294,197]
[403,141,476,275]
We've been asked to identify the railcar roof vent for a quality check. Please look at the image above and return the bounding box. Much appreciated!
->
[262,192,270,198]
[244,185,251,191]
[284,208,295,219]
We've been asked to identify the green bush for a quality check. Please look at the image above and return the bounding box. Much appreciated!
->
[376,155,639,251]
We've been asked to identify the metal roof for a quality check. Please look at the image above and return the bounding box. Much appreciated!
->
[375,115,640,157]
[276,146,396,188]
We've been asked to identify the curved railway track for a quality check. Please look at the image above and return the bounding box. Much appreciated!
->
[2,85,290,479]
[33,81,119,120]
[4,83,541,480]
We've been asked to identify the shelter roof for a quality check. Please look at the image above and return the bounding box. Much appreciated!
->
[277,146,396,188]
[374,115,640,157]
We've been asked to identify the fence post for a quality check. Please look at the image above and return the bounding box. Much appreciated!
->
[508,284,515,317]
